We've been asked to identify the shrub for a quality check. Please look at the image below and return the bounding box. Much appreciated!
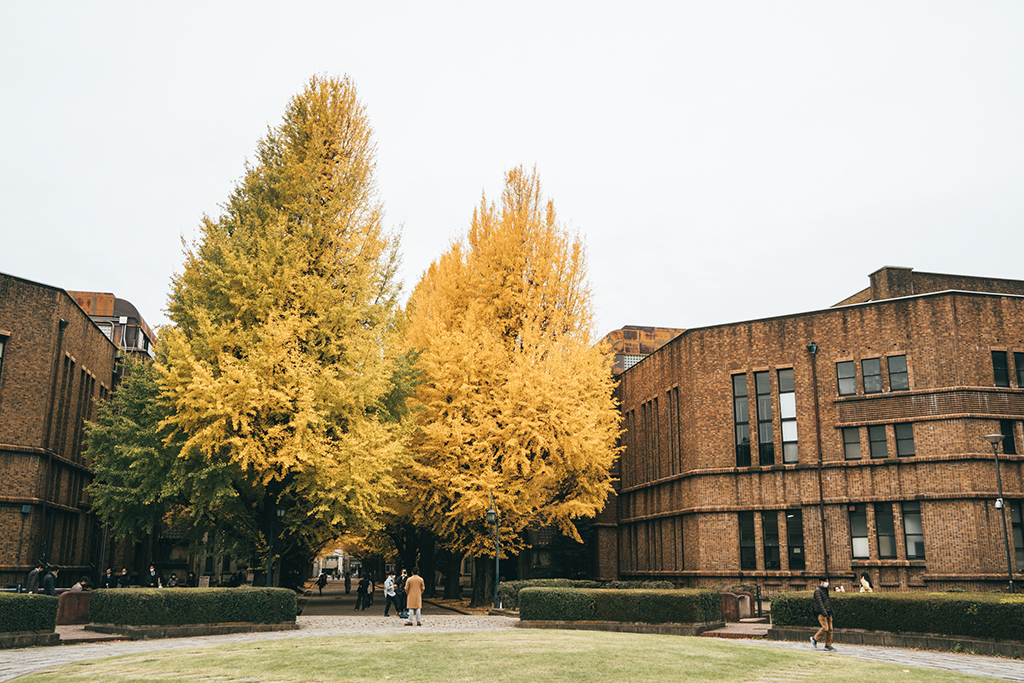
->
[0,593,59,633]
[496,579,673,610]
[89,587,296,626]
[519,587,720,624]
[771,591,1024,642]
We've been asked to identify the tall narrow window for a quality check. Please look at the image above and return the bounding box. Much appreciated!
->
[1011,501,1023,570]
[888,355,909,391]
[1001,419,1017,456]
[755,372,774,466]
[762,511,780,569]
[1016,352,1024,388]
[875,503,896,558]
[786,510,805,570]
[849,504,869,558]
[778,369,798,463]
[903,502,925,559]
[863,358,882,394]
[837,361,856,396]
[993,351,1010,387]
[0,335,7,382]
[868,425,888,458]
[739,512,757,570]
[895,423,916,457]
[843,427,862,460]
[733,375,751,467]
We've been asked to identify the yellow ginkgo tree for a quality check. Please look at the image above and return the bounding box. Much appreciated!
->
[88,76,415,584]
[404,166,621,604]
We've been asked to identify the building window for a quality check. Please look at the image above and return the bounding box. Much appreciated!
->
[895,423,915,457]
[755,371,774,466]
[875,503,896,558]
[733,375,751,467]
[863,358,882,394]
[842,427,862,460]
[994,351,1010,387]
[888,355,909,391]
[786,510,805,570]
[1001,419,1017,456]
[837,361,856,396]
[849,504,869,558]
[739,511,756,570]
[868,425,888,458]
[622,354,644,371]
[903,502,925,559]
[1011,501,1023,570]
[1016,352,1024,388]
[762,511,781,570]
[0,335,6,383]
[778,369,798,463]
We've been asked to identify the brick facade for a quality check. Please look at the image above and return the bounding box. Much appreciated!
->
[0,273,117,588]
[608,267,1024,594]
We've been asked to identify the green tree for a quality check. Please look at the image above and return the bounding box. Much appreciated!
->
[87,75,412,582]
[404,166,621,605]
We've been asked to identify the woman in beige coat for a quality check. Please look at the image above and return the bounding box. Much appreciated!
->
[404,567,425,626]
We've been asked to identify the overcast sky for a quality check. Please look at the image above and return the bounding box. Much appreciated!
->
[2,2,1022,339]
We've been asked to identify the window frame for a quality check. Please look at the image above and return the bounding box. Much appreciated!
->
[837,361,857,396]
[868,425,888,459]
[994,351,1010,387]
[786,510,805,570]
[733,374,751,468]
[862,358,882,394]
[875,503,897,559]
[1016,352,1024,389]
[762,511,781,570]
[895,423,916,457]
[887,354,909,392]
[778,368,798,463]
[842,427,862,460]
[903,501,925,559]
[755,371,774,466]
[849,504,869,559]
[739,511,757,570]
[1000,419,1017,456]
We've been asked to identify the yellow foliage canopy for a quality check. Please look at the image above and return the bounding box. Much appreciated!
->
[405,166,621,556]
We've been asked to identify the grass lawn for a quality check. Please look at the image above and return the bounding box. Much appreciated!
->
[18,631,993,683]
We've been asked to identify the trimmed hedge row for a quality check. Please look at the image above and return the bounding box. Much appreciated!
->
[772,591,1024,642]
[89,587,296,626]
[519,587,720,624]
[0,593,59,633]
[497,579,674,611]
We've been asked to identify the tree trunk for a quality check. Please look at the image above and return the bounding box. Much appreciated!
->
[443,550,463,599]
[419,534,436,597]
[470,555,494,609]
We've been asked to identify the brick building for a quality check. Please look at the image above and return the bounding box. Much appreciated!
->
[609,266,1024,593]
[0,273,117,588]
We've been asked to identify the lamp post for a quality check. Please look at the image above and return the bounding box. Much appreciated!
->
[266,507,286,587]
[984,434,1015,594]
[486,490,500,609]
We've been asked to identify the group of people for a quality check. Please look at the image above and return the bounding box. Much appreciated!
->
[326,567,425,626]
[24,563,60,595]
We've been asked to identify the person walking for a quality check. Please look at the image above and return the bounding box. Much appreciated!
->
[25,563,44,594]
[344,571,351,594]
[384,571,399,616]
[355,575,369,610]
[403,567,425,627]
[42,567,59,596]
[811,576,836,651]
[859,572,874,593]
[396,568,408,618]
[316,572,328,596]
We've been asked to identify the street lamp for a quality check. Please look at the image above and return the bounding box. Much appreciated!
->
[266,507,286,587]
[486,490,500,609]
[984,434,1015,594]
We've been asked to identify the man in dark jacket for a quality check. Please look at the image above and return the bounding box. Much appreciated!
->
[811,575,836,651]
[25,563,44,593]
[101,568,116,589]
[116,567,131,588]
[42,567,59,596]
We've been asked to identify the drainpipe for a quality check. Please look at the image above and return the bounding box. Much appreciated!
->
[807,342,829,577]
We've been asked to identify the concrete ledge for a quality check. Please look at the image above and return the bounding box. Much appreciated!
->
[518,620,724,637]
[85,621,298,641]
[0,630,61,649]
[768,625,1024,657]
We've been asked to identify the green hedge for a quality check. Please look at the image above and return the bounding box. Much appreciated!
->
[771,591,1024,642]
[519,587,720,624]
[497,579,674,611]
[89,587,296,626]
[0,593,59,633]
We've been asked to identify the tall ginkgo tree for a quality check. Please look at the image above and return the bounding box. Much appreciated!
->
[404,166,621,604]
[87,75,415,583]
